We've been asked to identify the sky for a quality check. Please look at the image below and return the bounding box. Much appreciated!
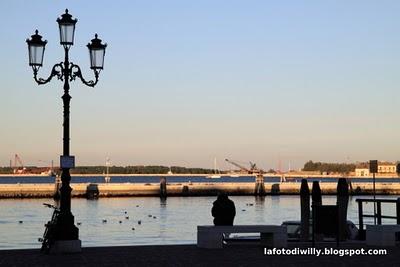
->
[0,1,399,170]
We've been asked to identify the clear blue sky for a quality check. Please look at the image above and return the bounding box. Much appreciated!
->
[1,1,399,170]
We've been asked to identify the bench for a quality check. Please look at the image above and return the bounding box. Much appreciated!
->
[197,225,287,249]
[366,225,400,246]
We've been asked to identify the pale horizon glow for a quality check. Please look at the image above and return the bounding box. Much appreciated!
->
[1,1,399,170]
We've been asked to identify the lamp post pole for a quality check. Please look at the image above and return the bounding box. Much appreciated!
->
[59,47,74,236]
[26,9,107,246]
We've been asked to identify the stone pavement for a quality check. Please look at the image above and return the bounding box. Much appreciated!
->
[0,244,399,267]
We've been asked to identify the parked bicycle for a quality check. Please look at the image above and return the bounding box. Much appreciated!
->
[38,203,60,253]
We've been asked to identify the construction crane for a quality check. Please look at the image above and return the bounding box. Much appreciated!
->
[225,158,265,195]
[225,159,263,174]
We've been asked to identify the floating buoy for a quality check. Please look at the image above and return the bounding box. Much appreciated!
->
[119,221,122,224]
[77,222,82,226]
[131,227,135,231]
[125,216,129,220]
[18,221,23,224]
[124,211,127,214]
[242,209,246,212]
[102,219,107,223]
[148,215,152,217]
[153,216,157,219]
[138,220,142,225]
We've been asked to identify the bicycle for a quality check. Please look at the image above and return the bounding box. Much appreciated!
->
[38,203,60,253]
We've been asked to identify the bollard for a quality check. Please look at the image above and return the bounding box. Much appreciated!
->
[160,177,167,199]
[337,178,349,241]
[300,179,310,241]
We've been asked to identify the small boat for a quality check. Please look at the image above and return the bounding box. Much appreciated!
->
[207,174,222,179]
[206,158,221,179]
[104,157,111,183]
[167,167,173,175]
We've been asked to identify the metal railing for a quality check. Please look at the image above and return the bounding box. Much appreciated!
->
[356,198,400,232]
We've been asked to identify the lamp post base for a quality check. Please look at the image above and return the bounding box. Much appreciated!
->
[50,240,82,254]
[54,212,79,240]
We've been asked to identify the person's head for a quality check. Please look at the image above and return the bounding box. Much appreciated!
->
[217,192,228,201]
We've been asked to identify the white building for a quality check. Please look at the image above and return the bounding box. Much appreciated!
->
[355,161,397,177]
[355,166,369,177]
[378,162,396,174]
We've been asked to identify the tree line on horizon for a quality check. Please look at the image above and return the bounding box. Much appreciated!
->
[302,160,356,174]
[71,165,216,175]
[0,161,359,175]
[0,165,215,175]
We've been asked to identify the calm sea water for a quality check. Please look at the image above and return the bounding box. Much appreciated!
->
[0,195,398,250]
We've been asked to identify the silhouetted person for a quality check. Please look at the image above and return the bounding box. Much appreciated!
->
[212,193,236,226]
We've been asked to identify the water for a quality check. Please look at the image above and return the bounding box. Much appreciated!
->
[0,195,398,250]
[0,175,400,184]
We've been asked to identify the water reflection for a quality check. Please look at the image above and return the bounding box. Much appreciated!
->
[0,195,398,249]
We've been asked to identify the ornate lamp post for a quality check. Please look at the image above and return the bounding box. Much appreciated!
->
[26,9,107,250]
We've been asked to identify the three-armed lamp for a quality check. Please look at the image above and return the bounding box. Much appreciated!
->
[26,9,107,252]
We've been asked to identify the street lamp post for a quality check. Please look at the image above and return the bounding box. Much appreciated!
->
[26,9,107,250]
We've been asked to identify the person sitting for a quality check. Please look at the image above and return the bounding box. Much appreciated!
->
[211,192,236,226]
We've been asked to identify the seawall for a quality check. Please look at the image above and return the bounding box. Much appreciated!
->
[0,182,400,198]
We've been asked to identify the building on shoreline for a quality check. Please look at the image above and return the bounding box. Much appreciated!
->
[355,161,398,177]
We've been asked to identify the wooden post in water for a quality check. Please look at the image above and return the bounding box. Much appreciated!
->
[311,181,322,243]
[312,181,322,206]
[337,178,349,241]
[254,173,265,196]
[53,175,61,200]
[160,177,167,199]
[300,179,310,241]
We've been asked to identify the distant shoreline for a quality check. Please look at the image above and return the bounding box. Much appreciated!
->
[0,173,399,178]
[1,182,400,198]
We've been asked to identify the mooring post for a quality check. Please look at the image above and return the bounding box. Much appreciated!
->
[160,177,167,199]
[312,181,322,206]
[337,178,349,241]
[311,181,322,242]
[300,179,310,241]
[254,173,265,196]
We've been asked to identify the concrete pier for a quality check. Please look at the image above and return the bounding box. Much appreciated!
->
[1,182,400,198]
